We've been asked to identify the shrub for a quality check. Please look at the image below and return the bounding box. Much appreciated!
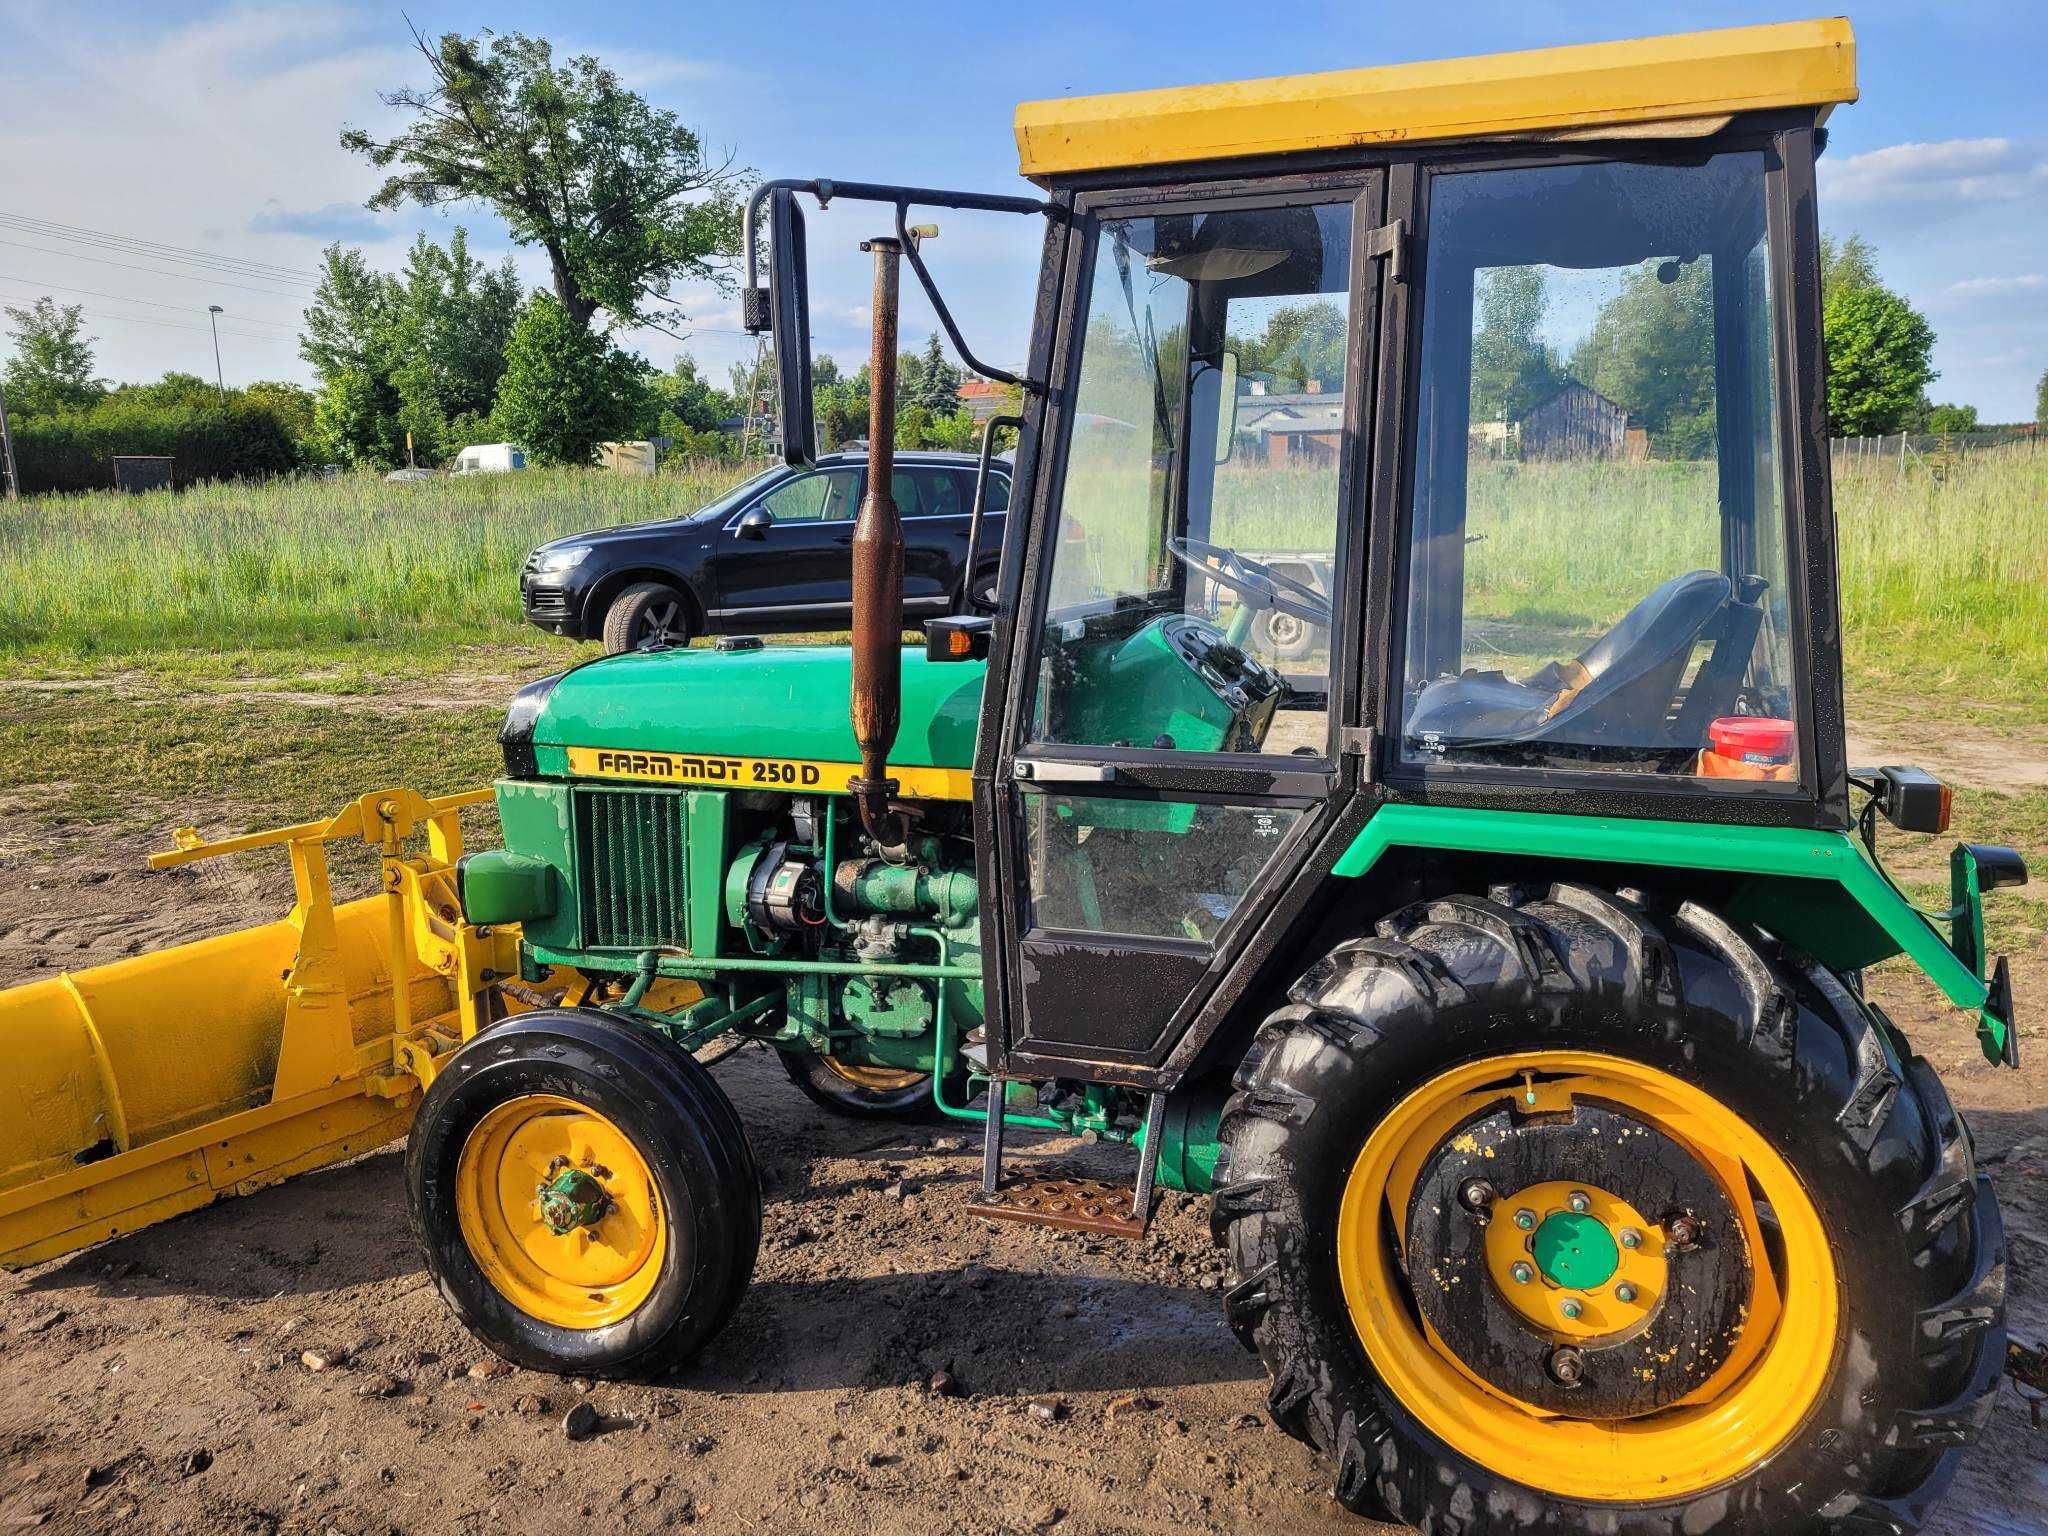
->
[11,396,302,494]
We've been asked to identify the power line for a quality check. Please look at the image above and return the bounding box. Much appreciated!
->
[0,238,316,301]
[0,274,302,331]
[0,211,321,285]
[0,286,288,344]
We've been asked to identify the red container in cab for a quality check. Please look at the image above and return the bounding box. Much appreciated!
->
[1699,716,1796,780]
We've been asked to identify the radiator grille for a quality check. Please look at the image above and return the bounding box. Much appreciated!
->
[573,787,690,950]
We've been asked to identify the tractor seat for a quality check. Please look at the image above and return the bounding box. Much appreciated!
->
[1407,570,1735,752]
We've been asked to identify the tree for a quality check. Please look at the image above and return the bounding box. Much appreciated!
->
[343,28,748,334]
[648,353,733,435]
[1468,270,1562,429]
[1571,260,1717,458]
[2037,368,2046,428]
[1231,300,1346,393]
[386,228,522,460]
[1925,402,1979,435]
[492,293,643,464]
[1820,233,1880,302]
[2,297,103,414]
[910,332,962,417]
[1823,284,1936,436]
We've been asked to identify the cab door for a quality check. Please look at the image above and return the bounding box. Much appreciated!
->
[983,175,1383,1076]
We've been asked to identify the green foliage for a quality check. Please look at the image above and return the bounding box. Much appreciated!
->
[3,297,104,415]
[902,333,962,417]
[491,293,643,465]
[300,231,521,466]
[813,355,869,452]
[920,410,980,452]
[1925,403,1980,435]
[342,28,747,332]
[2037,368,2046,428]
[1468,272,1561,426]
[1820,233,1880,302]
[1229,301,1345,393]
[1824,283,1937,436]
[647,353,734,435]
[9,391,302,494]
[1570,261,1717,458]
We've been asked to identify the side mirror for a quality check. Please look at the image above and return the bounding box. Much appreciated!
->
[766,188,816,467]
[735,507,774,541]
[1214,350,1240,465]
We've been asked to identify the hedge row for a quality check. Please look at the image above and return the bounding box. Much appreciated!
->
[9,400,302,494]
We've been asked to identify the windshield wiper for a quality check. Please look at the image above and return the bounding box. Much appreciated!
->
[1110,236,1176,453]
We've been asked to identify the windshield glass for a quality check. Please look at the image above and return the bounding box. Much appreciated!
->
[1400,153,1799,785]
[697,466,785,519]
[1030,201,1355,758]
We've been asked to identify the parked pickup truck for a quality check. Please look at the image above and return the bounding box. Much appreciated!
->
[521,450,1010,652]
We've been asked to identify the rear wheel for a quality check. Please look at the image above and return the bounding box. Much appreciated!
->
[778,1046,949,1121]
[1213,883,2005,1535]
[603,581,692,654]
[407,1009,759,1379]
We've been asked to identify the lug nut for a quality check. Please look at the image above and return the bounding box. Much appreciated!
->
[1547,1346,1587,1387]
[1615,1282,1638,1304]
[1514,1208,1537,1231]
[1510,1261,1534,1285]
[1460,1179,1496,1212]
[1618,1227,1643,1250]
[1560,1298,1584,1321]
[1566,1190,1591,1214]
[1666,1212,1702,1251]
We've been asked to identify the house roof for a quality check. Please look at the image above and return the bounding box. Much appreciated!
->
[1014,18,1854,181]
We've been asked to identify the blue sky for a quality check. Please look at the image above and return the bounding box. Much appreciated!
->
[2,1,2043,419]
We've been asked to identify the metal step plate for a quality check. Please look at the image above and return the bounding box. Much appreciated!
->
[967,1171,1145,1238]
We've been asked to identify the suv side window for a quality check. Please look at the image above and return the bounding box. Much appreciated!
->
[959,467,1010,513]
[893,467,963,519]
[759,468,860,523]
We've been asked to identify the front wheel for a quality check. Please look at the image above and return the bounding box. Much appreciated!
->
[1213,884,2005,1535]
[602,581,692,654]
[406,1009,760,1379]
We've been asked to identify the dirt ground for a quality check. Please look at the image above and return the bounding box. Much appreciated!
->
[2,744,2046,1535]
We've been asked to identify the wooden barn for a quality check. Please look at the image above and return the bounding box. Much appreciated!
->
[1519,381,1629,460]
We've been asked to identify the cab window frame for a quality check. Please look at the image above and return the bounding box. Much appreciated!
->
[1010,171,1382,776]
[1371,122,1847,831]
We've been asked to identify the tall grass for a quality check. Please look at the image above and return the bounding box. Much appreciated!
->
[0,463,764,657]
[2,446,2044,709]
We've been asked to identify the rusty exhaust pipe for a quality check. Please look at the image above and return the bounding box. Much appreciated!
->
[848,235,908,850]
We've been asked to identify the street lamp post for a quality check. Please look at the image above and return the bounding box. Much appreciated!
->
[207,305,226,403]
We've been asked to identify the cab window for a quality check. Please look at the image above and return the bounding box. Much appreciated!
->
[1400,153,1799,785]
[1030,200,1355,758]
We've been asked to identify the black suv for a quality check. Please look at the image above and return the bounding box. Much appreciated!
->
[520,451,1009,652]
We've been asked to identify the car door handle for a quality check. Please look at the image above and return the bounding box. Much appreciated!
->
[1012,760,1116,783]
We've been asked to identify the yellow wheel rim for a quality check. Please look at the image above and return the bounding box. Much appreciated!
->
[1336,1051,1838,1503]
[821,1054,929,1093]
[455,1095,668,1330]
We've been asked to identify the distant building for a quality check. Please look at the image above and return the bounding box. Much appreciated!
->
[1518,381,1629,460]
[1238,384,1344,466]
[959,376,1015,423]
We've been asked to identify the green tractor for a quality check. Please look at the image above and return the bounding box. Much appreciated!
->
[426,20,2020,1534]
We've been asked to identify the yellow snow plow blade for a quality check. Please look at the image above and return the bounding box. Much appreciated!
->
[0,787,532,1270]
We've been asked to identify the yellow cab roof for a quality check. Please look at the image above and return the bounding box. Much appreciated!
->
[1014,18,1856,182]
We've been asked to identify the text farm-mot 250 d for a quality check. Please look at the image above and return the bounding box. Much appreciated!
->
[1,19,2032,1536]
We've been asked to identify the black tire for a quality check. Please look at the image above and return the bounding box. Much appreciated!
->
[602,581,692,654]
[776,1046,955,1121]
[1212,882,2005,1535]
[406,1008,760,1379]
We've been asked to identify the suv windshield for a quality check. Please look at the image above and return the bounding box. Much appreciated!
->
[1400,153,1799,784]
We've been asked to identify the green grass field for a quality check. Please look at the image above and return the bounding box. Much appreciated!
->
[1,443,2043,708]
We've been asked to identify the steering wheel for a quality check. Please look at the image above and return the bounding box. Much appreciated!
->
[1168,536,1332,627]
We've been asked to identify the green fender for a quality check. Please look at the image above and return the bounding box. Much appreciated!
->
[1332,805,2009,1063]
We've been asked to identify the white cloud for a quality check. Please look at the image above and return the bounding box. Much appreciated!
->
[1941,274,2048,302]
[1822,138,2047,204]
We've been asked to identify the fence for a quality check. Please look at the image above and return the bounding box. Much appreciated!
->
[1831,428,2040,475]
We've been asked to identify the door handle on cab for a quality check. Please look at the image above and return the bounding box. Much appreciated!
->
[1012,760,1117,783]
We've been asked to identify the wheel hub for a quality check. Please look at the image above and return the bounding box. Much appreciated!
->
[1402,1099,1752,1418]
[537,1158,613,1236]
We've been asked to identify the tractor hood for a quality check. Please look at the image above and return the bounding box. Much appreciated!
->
[505,644,987,799]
